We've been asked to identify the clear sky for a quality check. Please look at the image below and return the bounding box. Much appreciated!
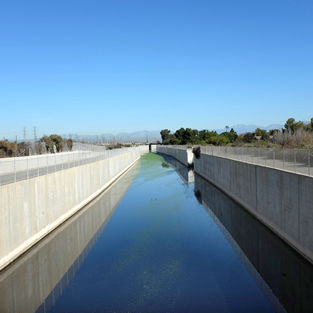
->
[1,0,313,138]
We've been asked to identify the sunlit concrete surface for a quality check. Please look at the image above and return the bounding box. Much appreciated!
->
[0,146,148,270]
[0,147,145,186]
[194,153,313,264]
[200,146,313,177]
[0,164,137,313]
[155,145,313,265]
[155,145,193,167]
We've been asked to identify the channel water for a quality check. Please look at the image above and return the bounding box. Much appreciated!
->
[0,153,312,313]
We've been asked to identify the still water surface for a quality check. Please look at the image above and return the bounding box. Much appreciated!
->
[1,153,312,313]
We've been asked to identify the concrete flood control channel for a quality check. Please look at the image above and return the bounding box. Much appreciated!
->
[0,153,312,313]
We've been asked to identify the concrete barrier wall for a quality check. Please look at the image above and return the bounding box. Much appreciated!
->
[194,173,313,313]
[194,152,313,264]
[0,146,148,270]
[155,146,193,166]
[0,151,91,175]
[0,163,138,313]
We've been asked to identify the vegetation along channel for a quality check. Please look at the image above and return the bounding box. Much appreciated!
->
[1,153,312,313]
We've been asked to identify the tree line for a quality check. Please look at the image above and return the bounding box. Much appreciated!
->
[0,135,73,158]
[160,117,313,148]
[160,128,238,145]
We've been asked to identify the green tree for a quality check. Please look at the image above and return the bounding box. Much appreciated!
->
[255,128,262,136]
[293,121,305,131]
[50,134,64,152]
[0,140,17,157]
[160,129,171,143]
[163,134,180,145]
[209,134,230,145]
[191,129,200,144]
[173,128,198,145]
[41,136,54,152]
[243,132,255,143]
[41,134,64,153]
[221,128,238,143]
[269,129,280,136]
[199,130,217,143]
[255,128,268,140]
[284,118,305,133]
[174,128,185,144]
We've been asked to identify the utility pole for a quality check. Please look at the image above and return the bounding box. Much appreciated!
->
[23,127,27,156]
[33,127,38,154]
[15,135,18,157]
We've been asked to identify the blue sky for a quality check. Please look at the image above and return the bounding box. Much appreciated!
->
[1,0,313,138]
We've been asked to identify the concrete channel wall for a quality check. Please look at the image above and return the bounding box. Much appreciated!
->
[0,146,148,271]
[0,151,90,175]
[0,164,138,313]
[155,145,193,166]
[155,145,313,264]
[195,153,313,264]
[194,173,313,313]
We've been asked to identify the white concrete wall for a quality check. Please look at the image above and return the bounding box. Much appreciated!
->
[0,146,148,270]
[0,146,133,175]
[194,152,313,264]
[0,163,137,313]
[194,174,313,313]
[155,145,193,166]
[0,151,90,175]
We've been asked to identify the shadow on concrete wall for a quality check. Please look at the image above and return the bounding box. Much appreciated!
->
[194,173,313,313]
[0,164,138,313]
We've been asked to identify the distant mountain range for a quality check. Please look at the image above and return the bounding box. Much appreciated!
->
[215,124,283,134]
[64,125,284,143]
[70,130,161,143]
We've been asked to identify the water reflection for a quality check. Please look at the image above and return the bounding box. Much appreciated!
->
[1,153,313,313]
[161,154,194,184]
[48,153,276,313]
[194,173,313,313]
[0,164,138,313]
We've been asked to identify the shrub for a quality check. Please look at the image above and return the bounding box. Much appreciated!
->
[40,134,66,153]
[66,139,73,151]
[41,136,55,152]
[17,141,31,156]
[273,129,313,148]
[50,134,64,152]
[242,132,255,143]
[0,140,17,157]
[209,135,230,145]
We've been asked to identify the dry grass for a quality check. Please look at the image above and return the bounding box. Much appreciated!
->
[273,129,313,148]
